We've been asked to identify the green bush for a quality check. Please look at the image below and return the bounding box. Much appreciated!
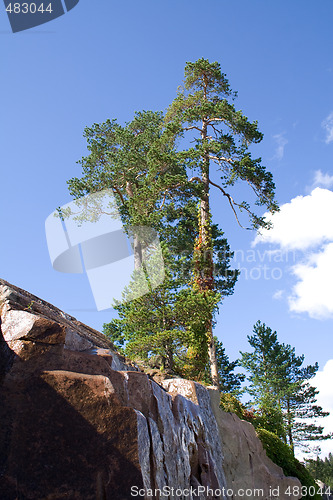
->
[220,393,259,425]
[220,393,245,419]
[305,455,333,489]
[257,428,321,500]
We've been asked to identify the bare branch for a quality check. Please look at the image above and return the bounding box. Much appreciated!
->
[184,126,202,133]
[246,179,271,206]
[135,171,148,180]
[208,178,251,230]
[209,155,234,165]
[211,124,220,138]
[159,183,183,210]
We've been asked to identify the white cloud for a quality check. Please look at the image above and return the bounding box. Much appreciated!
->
[313,360,333,407]
[273,289,284,300]
[311,170,333,190]
[311,360,333,457]
[253,188,333,319]
[289,243,333,319]
[272,133,288,160]
[322,112,333,144]
[253,187,333,251]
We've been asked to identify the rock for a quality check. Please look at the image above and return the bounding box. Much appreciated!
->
[0,370,144,500]
[0,279,302,500]
[209,389,301,500]
[65,327,94,351]
[316,480,333,500]
[1,310,66,344]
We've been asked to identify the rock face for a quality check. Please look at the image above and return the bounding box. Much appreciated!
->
[0,279,301,500]
[209,391,300,500]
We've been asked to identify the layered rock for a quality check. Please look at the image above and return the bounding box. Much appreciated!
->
[0,279,301,499]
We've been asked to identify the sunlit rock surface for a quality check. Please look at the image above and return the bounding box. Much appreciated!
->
[0,279,301,499]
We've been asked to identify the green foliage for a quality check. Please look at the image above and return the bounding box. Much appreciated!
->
[103,245,191,373]
[241,321,332,453]
[220,393,247,419]
[69,59,278,388]
[257,428,322,500]
[103,321,126,354]
[165,58,279,229]
[103,237,242,385]
[305,453,333,489]
[103,244,240,381]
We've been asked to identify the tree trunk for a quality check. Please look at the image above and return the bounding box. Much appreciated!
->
[133,235,143,271]
[287,399,294,455]
[200,118,220,389]
[165,342,174,371]
[126,181,143,270]
[208,324,219,387]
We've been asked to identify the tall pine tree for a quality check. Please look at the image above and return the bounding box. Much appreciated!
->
[165,58,278,387]
[68,108,239,381]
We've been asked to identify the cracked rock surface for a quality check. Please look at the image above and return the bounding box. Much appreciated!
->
[0,279,301,499]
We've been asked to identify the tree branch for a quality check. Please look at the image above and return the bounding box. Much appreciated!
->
[159,182,184,210]
[208,178,251,229]
[189,176,204,184]
[159,190,168,210]
[113,185,125,205]
[184,125,203,133]
[209,155,234,165]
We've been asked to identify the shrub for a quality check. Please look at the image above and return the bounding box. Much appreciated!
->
[257,428,321,500]
[220,393,258,424]
[220,393,245,418]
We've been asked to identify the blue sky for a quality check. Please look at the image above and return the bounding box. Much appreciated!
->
[1,1,333,456]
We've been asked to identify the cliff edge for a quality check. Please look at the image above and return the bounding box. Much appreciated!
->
[0,279,301,500]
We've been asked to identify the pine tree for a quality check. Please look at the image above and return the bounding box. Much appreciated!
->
[68,108,239,382]
[165,58,278,387]
[240,321,286,438]
[103,243,194,374]
[67,110,189,269]
[241,321,332,453]
[103,225,238,380]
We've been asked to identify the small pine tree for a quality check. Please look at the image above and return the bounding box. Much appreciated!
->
[241,321,332,453]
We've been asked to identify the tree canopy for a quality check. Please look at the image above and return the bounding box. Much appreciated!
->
[68,58,278,389]
[241,321,332,454]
